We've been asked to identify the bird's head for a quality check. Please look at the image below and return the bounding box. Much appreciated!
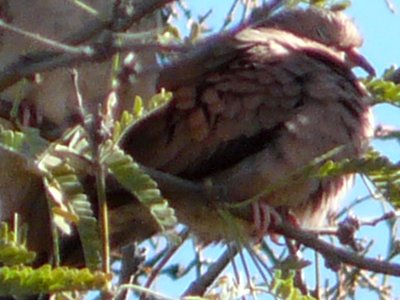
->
[259,7,375,75]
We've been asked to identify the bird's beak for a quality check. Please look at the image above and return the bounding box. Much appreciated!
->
[346,48,376,76]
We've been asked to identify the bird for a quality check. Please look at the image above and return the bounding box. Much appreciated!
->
[117,6,374,243]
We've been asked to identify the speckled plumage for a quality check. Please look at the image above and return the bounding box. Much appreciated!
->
[120,7,374,240]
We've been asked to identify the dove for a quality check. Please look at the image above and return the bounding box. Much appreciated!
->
[118,7,374,242]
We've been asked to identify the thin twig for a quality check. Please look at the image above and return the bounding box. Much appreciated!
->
[238,245,253,297]
[244,244,272,282]
[66,0,99,16]
[384,0,397,13]
[183,243,240,296]
[0,0,287,94]
[0,0,180,93]
[220,0,241,31]
[117,284,176,300]
[230,244,242,289]
[0,38,185,93]
[143,228,189,292]
[272,221,400,277]
[284,237,308,295]
[0,19,86,54]
[193,241,202,279]
[97,163,110,275]
[335,194,372,220]
[72,68,110,276]
[361,173,384,201]
[116,244,145,300]
[360,211,397,227]
[314,250,320,300]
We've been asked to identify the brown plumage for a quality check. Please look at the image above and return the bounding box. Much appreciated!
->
[119,7,374,241]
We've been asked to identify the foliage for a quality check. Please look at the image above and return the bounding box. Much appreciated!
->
[112,101,141,143]
[0,126,48,160]
[0,214,108,296]
[112,89,173,143]
[0,221,36,266]
[363,150,400,207]
[318,150,400,207]
[272,271,315,300]
[38,127,102,270]
[0,0,399,299]
[108,89,177,233]
[102,140,177,231]
[286,0,351,9]
[364,67,400,107]
[0,265,109,296]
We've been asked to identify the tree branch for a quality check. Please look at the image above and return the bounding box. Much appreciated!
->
[0,0,180,92]
[183,243,240,297]
[135,166,400,277]
[272,222,400,276]
[0,34,187,93]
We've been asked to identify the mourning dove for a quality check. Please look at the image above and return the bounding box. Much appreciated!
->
[119,7,374,241]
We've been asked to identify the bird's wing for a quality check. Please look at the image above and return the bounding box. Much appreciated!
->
[121,27,369,186]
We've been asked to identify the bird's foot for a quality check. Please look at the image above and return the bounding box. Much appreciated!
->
[251,202,282,243]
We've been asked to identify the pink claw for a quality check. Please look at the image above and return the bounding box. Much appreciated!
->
[252,202,282,243]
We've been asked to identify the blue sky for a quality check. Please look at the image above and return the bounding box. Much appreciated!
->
[141,1,400,299]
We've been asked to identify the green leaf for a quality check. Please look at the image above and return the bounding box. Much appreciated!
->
[112,89,173,143]
[148,88,173,110]
[364,77,400,107]
[0,222,36,266]
[316,149,400,207]
[102,140,177,231]
[272,270,316,300]
[38,127,101,270]
[363,150,400,207]
[0,265,109,296]
[0,126,49,160]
